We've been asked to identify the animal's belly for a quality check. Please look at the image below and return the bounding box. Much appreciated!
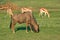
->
[19,20,25,23]
[17,18,26,24]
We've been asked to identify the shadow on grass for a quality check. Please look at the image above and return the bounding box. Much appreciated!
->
[15,26,30,32]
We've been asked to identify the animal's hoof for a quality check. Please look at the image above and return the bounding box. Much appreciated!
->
[26,31,28,33]
[13,31,15,33]
[31,31,33,32]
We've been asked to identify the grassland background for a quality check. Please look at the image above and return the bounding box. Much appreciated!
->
[0,0,60,40]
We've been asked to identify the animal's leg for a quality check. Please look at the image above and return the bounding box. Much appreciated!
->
[30,10,32,14]
[10,20,16,33]
[45,12,46,16]
[47,13,50,18]
[29,24,33,32]
[39,11,43,17]
[26,23,29,33]
[41,12,43,18]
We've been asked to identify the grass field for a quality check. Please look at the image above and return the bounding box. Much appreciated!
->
[0,0,60,40]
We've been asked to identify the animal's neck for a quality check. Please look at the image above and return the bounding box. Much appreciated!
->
[7,8,13,16]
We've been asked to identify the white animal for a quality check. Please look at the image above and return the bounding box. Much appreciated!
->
[39,8,50,18]
[21,7,32,13]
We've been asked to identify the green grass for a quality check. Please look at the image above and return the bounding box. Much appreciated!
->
[0,0,60,40]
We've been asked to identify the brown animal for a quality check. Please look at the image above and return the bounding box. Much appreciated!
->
[39,8,50,18]
[0,5,8,10]
[0,2,20,10]
[7,8,39,33]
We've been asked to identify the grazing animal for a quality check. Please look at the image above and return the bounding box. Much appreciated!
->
[0,5,9,10]
[0,2,20,10]
[7,8,39,33]
[21,7,32,13]
[39,8,50,18]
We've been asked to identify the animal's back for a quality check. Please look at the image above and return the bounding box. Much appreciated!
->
[12,13,32,23]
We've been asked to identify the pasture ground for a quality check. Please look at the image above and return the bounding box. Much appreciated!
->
[0,0,60,40]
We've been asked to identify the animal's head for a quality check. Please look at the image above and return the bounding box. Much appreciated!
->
[33,24,39,33]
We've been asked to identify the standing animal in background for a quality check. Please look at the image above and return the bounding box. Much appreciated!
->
[0,2,20,10]
[39,8,50,18]
[6,8,39,33]
[21,7,32,13]
[0,5,9,10]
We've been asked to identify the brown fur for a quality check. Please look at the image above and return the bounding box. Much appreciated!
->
[6,8,39,33]
[0,2,20,10]
[10,12,39,33]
